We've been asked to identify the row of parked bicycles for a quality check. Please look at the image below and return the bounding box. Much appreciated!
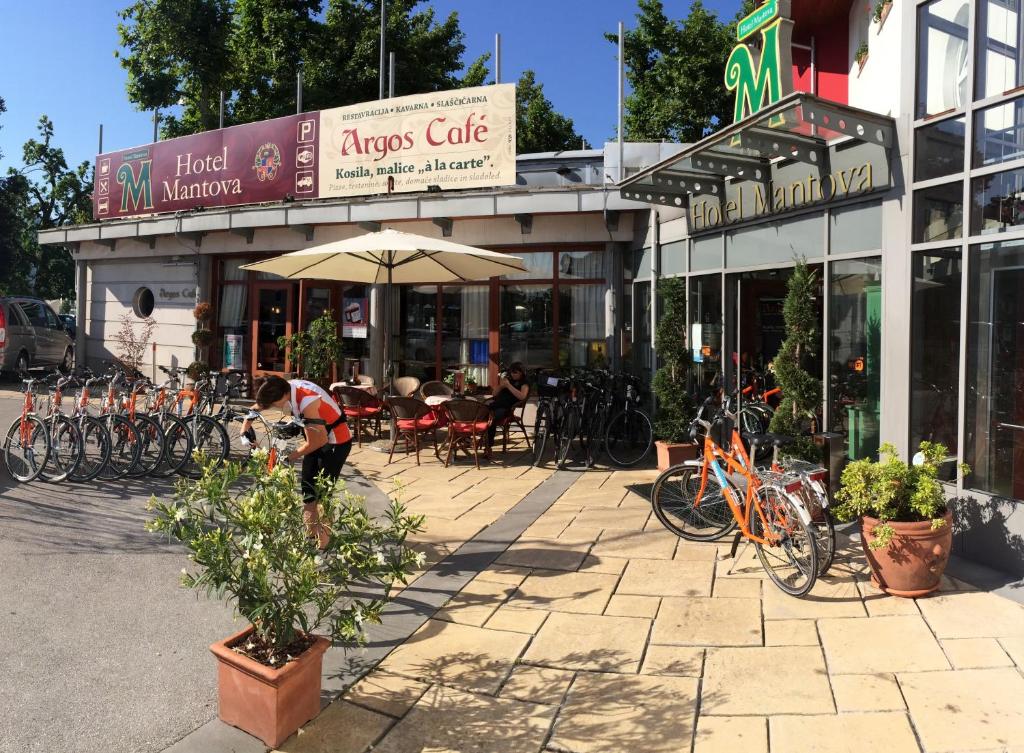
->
[0,366,286,484]
[530,368,654,470]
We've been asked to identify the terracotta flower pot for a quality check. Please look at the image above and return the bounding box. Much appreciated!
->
[209,626,330,748]
[860,509,953,598]
[655,440,699,471]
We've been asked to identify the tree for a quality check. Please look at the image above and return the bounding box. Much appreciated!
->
[516,70,581,154]
[611,0,757,143]
[117,0,490,135]
[117,0,234,138]
[768,260,821,461]
[2,116,92,299]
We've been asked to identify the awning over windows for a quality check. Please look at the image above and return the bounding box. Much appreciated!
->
[618,92,896,212]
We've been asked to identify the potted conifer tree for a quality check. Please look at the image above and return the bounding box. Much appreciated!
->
[652,277,696,470]
[147,455,424,747]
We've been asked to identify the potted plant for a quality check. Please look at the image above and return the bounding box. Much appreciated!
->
[186,360,210,382]
[277,312,343,388]
[855,42,870,72]
[191,329,215,349]
[767,260,822,464]
[652,277,696,470]
[832,442,966,597]
[873,0,892,27]
[147,455,424,747]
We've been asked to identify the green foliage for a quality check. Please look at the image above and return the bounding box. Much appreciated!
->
[609,0,756,142]
[833,442,960,550]
[278,312,343,384]
[515,70,582,153]
[117,0,488,136]
[856,42,870,63]
[652,277,694,443]
[768,261,821,462]
[873,1,890,22]
[0,115,91,299]
[147,454,424,657]
[186,360,210,381]
[191,328,215,347]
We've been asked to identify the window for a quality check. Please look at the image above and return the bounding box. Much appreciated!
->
[441,285,489,386]
[218,259,248,369]
[916,0,971,118]
[132,287,155,318]
[965,237,1024,498]
[401,285,439,382]
[559,285,606,369]
[19,302,45,328]
[915,116,966,180]
[691,235,721,271]
[558,250,603,279]
[661,240,687,276]
[831,201,883,254]
[913,182,964,242]
[829,258,883,463]
[501,251,553,280]
[689,274,722,394]
[971,166,1024,234]
[726,215,824,268]
[500,286,556,371]
[973,96,1024,167]
[910,250,962,480]
[975,0,1024,100]
[43,306,61,329]
[632,281,652,381]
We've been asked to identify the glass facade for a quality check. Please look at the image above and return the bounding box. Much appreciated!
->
[965,238,1024,498]
[916,0,971,118]
[975,0,1024,99]
[913,182,964,242]
[971,166,1024,234]
[910,250,963,480]
[688,274,722,396]
[915,117,966,181]
[973,96,1024,167]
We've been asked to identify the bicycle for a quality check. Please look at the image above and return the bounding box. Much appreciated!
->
[530,369,567,468]
[145,366,196,477]
[37,372,84,483]
[204,371,271,461]
[63,369,113,482]
[94,368,143,480]
[3,372,50,482]
[111,371,168,478]
[147,366,228,478]
[601,372,654,467]
[650,405,819,596]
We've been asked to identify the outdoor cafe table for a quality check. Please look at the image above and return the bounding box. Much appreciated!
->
[329,381,377,397]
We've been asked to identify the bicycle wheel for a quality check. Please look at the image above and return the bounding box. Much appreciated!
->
[650,463,738,541]
[221,410,270,462]
[69,416,112,482]
[127,413,166,477]
[3,415,49,483]
[179,414,230,478]
[752,484,819,597]
[531,404,551,467]
[97,415,142,480]
[154,414,193,478]
[40,415,83,483]
[555,408,579,470]
[603,408,654,467]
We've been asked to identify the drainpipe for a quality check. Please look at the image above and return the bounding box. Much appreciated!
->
[650,207,660,380]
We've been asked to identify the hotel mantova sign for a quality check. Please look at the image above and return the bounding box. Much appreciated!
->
[725,0,794,123]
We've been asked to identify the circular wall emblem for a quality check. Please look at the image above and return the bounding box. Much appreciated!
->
[254,143,282,182]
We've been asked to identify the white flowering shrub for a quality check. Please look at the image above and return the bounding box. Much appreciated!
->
[147,454,424,664]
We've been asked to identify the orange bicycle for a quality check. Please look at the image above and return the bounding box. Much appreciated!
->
[2,372,50,482]
[651,403,819,596]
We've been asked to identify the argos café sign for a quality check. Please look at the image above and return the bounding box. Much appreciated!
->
[93,84,516,220]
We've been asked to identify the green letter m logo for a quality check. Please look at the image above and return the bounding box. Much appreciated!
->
[725,19,785,124]
[116,160,154,212]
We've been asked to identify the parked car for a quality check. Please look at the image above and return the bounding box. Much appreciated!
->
[0,297,74,376]
[59,314,76,339]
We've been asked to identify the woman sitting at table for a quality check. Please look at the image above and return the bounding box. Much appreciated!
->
[485,361,529,455]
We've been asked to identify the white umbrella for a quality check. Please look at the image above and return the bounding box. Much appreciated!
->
[240,229,526,382]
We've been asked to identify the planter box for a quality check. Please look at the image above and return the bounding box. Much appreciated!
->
[655,440,699,471]
[876,1,892,28]
[210,626,330,748]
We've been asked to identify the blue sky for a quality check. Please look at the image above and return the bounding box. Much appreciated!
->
[0,0,740,172]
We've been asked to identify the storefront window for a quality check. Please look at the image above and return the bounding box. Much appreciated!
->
[831,201,883,254]
[661,241,687,276]
[218,259,248,370]
[500,285,555,371]
[400,286,439,382]
[691,235,721,272]
[441,285,489,387]
[502,251,553,280]
[975,0,1023,100]
[255,287,289,372]
[916,0,970,119]
[304,287,331,323]
[726,215,824,268]
[559,285,606,370]
[633,247,652,278]
[965,238,1024,499]
[689,274,722,396]
[973,96,1024,167]
[632,281,652,381]
[558,250,603,279]
[910,250,962,480]
[913,182,963,242]
[914,116,966,181]
[971,166,1024,234]
[829,258,882,463]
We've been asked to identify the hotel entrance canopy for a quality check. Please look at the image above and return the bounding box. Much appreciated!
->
[617,92,896,213]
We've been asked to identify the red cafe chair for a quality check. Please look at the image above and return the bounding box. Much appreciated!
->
[387,396,439,465]
[333,385,383,447]
[443,399,492,469]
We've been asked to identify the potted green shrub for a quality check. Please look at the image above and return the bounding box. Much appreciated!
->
[873,0,893,27]
[652,277,696,470]
[277,312,343,388]
[833,442,966,597]
[147,455,424,747]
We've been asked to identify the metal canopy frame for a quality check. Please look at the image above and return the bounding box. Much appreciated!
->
[617,92,896,211]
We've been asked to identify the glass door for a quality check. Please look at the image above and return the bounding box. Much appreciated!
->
[442,285,489,387]
[499,285,556,372]
[252,284,293,374]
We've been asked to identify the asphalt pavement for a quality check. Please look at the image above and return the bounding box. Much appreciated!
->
[0,387,240,753]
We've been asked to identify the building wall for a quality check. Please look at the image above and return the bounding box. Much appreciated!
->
[849,0,906,116]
